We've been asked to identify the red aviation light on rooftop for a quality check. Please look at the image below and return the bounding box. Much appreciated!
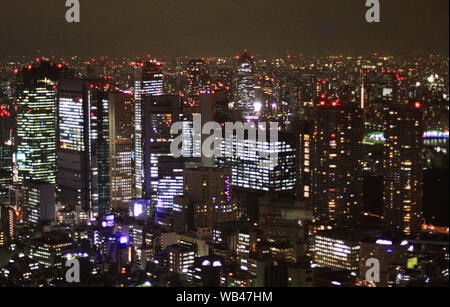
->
[13,69,19,74]
[331,133,336,138]
[27,65,32,70]
[320,101,326,106]
[414,101,421,109]
[57,64,63,68]
[36,58,40,63]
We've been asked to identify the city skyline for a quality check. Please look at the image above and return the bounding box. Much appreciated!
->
[0,0,448,291]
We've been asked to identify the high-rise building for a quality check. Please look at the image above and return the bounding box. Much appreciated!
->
[109,92,134,211]
[142,95,184,211]
[22,180,56,229]
[173,167,237,232]
[236,51,255,116]
[15,61,71,184]
[311,100,363,225]
[186,59,209,109]
[134,61,164,198]
[0,102,13,203]
[292,119,313,199]
[0,205,15,245]
[56,79,110,219]
[216,132,296,193]
[383,102,423,236]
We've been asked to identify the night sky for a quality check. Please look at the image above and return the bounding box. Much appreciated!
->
[0,0,448,57]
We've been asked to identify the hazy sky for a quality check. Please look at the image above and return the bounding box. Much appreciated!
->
[0,0,448,57]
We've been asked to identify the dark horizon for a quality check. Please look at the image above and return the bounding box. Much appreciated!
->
[0,0,448,58]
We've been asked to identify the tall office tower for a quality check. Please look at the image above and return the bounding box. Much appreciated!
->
[311,100,364,225]
[22,180,56,229]
[236,51,256,116]
[292,119,313,200]
[57,80,110,219]
[143,95,184,210]
[109,92,134,212]
[0,101,13,203]
[0,205,15,244]
[134,61,164,198]
[383,102,423,236]
[199,93,216,167]
[173,168,237,232]
[15,61,71,184]
[216,132,297,193]
[186,59,208,109]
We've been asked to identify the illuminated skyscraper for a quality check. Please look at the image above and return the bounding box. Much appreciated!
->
[186,59,209,108]
[216,132,296,193]
[383,102,423,236]
[56,79,110,219]
[109,91,134,211]
[311,100,363,225]
[0,101,13,203]
[134,61,164,198]
[0,205,15,245]
[236,51,255,116]
[143,95,184,211]
[15,61,71,184]
[292,119,313,199]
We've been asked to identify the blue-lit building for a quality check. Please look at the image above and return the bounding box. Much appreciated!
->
[134,61,164,198]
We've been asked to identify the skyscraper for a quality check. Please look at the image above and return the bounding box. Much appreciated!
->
[0,205,15,244]
[143,95,184,211]
[216,132,297,193]
[236,51,256,116]
[291,119,314,200]
[0,101,13,203]
[109,91,134,212]
[311,100,363,225]
[383,102,423,236]
[15,61,71,184]
[56,79,110,219]
[186,59,209,109]
[134,61,164,198]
